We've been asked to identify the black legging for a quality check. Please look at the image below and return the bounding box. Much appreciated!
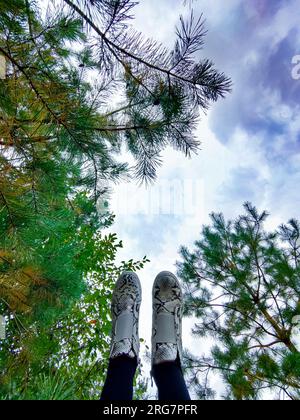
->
[100,355,191,400]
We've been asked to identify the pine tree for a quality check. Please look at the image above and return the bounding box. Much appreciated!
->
[0,0,125,322]
[177,203,300,400]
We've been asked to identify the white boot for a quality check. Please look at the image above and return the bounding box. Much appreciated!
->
[109,271,142,359]
[151,271,183,367]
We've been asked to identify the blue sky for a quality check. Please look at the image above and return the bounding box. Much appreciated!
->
[106,0,300,397]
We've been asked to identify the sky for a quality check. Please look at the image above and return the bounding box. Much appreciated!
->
[104,0,300,398]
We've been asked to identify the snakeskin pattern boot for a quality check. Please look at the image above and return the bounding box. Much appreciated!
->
[109,271,142,360]
[151,271,183,367]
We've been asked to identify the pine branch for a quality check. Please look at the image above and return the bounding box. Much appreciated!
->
[0,190,16,228]
[63,0,231,102]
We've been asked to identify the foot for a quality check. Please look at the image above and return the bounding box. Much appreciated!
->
[151,271,183,367]
[110,271,142,360]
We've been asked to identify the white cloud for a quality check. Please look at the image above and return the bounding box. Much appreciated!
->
[257,0,300,49]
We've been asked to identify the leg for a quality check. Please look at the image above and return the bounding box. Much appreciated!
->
[100,355,137,400]
[152,357,191,400]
